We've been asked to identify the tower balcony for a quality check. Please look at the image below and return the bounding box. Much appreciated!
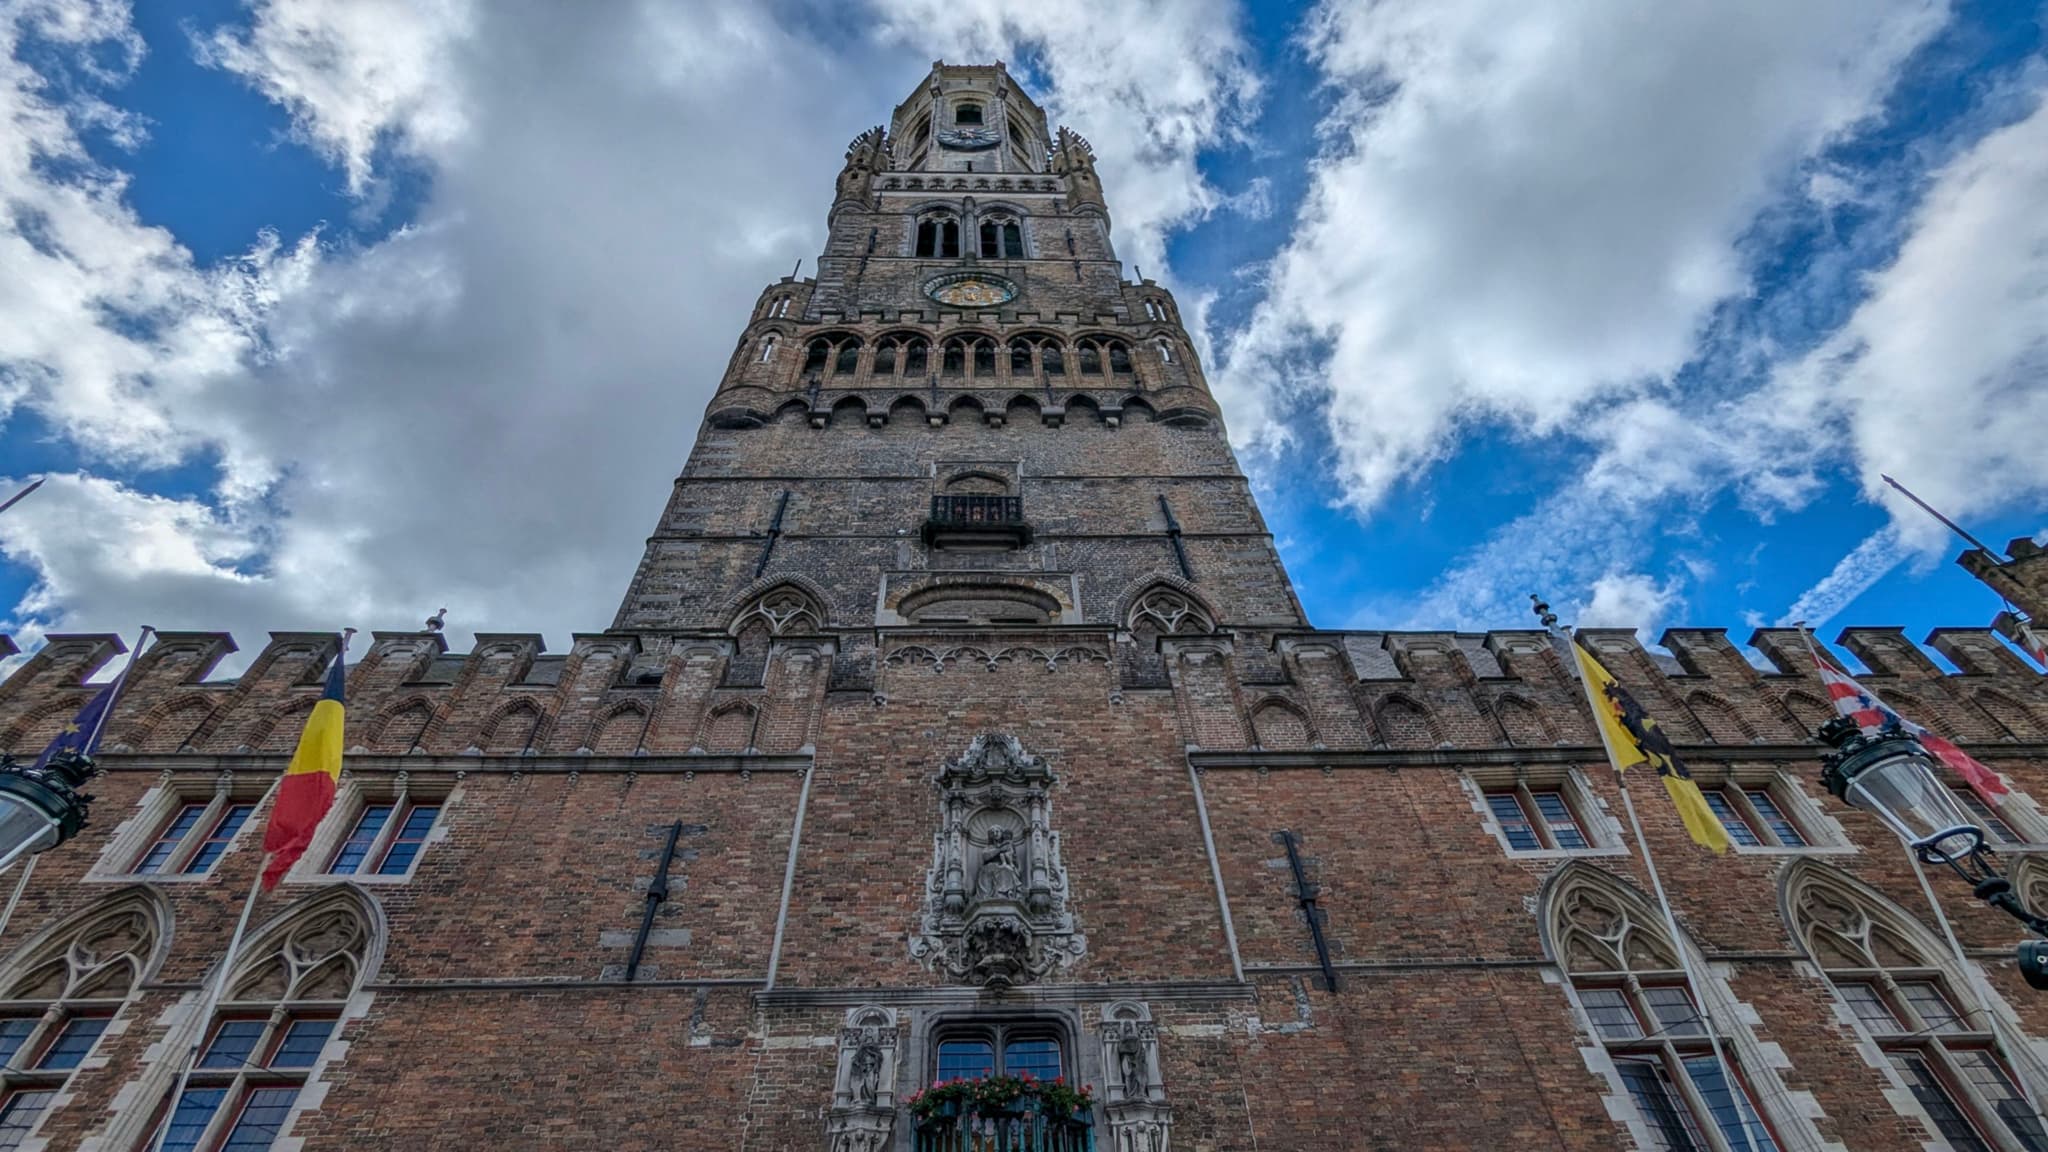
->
[924,495,1032,550]
[912,1103,1094,1151]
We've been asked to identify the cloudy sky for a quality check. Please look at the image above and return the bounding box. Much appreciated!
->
[1,0,2044,674]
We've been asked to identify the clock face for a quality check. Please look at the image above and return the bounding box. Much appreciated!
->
[925,274,1018,307]
[937,127,1001,150]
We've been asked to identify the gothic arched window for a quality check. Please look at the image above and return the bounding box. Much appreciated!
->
[978,215,1023,259]
[973,338,996,377]
[804,338,831,375]
[770,295,791,318]
[873,339,898,376]
[757,334,779,364]
[1040,341,1064,376]
[1143,299,1162,320]
[1156,339,1175,365]
[0,891,163,1145]
[904,338,929,376]
[942,338,966,376]
[1009,339,1032,375]
[1077,340,1103,375]
[142,892,376,1152]
[1788,868,2048,1151]
[1108,341,1133,374]
[917,213,960,259]
[834,337,862,376]
[1548,872,1783,1152]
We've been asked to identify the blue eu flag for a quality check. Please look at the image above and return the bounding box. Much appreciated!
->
[33,684,116,770]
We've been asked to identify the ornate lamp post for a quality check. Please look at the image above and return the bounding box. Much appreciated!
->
[0,751,95,872]
[1817,716,2048,988]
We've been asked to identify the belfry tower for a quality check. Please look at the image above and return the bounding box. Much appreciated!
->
[0,60,2044,1152]
[613,60,1303,689]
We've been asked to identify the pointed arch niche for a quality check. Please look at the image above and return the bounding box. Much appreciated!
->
[0,888,169,1146]
[1782,860,2048,1152]
[106,886,385,1152]
[1541,863,1824,1152]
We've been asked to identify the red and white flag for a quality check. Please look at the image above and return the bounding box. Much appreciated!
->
[1813,655,2010,808]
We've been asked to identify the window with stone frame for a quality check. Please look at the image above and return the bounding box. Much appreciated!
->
[1685,769,1845,854]
[94,780,268,881]
[135,894,374,1152]
[1549,876,1784,1152]
[932,1020,1068,1083]
[1467,768,1622,857]
[284,774,453,884]
[1789,873,2047,1152]
[0,893,161,1151]
[1950,783,2048,849]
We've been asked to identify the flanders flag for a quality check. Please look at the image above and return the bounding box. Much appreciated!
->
[261,646,346,888]
[1571,637,1731,853]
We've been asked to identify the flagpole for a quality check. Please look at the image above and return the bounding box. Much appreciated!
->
[85,625,156,754]
[1554,619,1763,1152]
[0,857,37,951]
[1905,850,2048,1123]
[153,858,265,1147]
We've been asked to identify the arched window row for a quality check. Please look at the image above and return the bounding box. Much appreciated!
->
[916,213,961,259]
[979,215,1024,259]
[885,177,1061,193]
[791,333,1136,384]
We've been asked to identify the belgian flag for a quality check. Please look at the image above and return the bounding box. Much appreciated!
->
[260,645,346,887]
[1571,637,1731,853]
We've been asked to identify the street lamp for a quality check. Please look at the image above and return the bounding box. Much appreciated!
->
[1817,715,2048,989]
[0,751,95,872]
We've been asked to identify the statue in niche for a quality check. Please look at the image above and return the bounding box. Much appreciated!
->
[974,826,1025,901]
[1118,1038,1145,1099]
[851,1043,882,1106]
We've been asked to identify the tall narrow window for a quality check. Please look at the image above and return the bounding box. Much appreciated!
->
[904,340,928,376]
[873,339,898,376]
[1792,873,2048,1152]
[804,339,831,375]
[1001,221,1023,258]
[834,339,861,375]
[917,219,938,258]
[940,220,960,258]
[1040,343,1064,376]
[756,334,779,364]
[973,339,995,377]
[1553,877,1784,1152]
[1010,340,1033,375]
[980,221,1001,259]
[1108,342,1133,374]
[1157,339,1174,364]
[1078,342,1103,375]
[139,896,373,1152]
[0,897,159,1151]
[770,296,790,318]
[942,339,965,376]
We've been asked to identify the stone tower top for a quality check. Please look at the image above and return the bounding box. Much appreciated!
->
[887,61,1051,177]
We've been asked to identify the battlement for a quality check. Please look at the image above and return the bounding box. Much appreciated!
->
[3,619,2038,765]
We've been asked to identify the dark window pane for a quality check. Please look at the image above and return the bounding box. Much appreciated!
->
[936,1040,994,1082]
[1577,987,1643,1040]
[1532,791,1588,849]
[152,1088,226,1152]
[980,222,999,258]
[184,804,255,874]
[833,343,859,375]
[943,342,964,375]
[35,1016,106,1069]
[1703,792,1761,847]
[1744,791,1806,847]
[269,1018,336,1069]
[956,103,982,125]
[1003,223,1022,258]
[1486,793,1540,851]
[1899,981,1965,1033]
[0,1091,56,1151]
[329,805,392,875]
[973,341,995,375]
[1616,1059,1707,1152]
[0,1019,35,1070]
[1950,1050,2048,1152]
[1042,346,1064,376]
[221,1086,300,1152]
[138,804,207,874]
[1078,344,1102,374]
[804,341,830,373]
[1834,981,1902,1033]
[941,222,959,258]
[200,1019,266,1069]
[905,342,927,375]
[1003,1039,1061,1081]
[1011,342,1033,373]
[1889,1053,1992,1152]
[376,805,439,876]
[1109,344,1132,373]
[1683,1055,1780,1152]
[1642,986,1707,1038]
[873,343,896,375]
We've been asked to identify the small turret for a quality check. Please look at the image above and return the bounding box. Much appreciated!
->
[836,126,888,206]
[1052,128,1105,217]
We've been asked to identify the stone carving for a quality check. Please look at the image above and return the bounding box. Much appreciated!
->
[826,1006,898,1152]
[1098,1001,1171,1152]
[911,733,1085,986]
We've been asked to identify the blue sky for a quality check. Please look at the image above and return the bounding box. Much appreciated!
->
[1,0,2045,673]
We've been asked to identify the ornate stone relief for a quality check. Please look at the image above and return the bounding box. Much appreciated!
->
[1098,1001,1171,1152]
[824,1005,898,1152]
[884,644,1108,674]
[910,733,1085,986]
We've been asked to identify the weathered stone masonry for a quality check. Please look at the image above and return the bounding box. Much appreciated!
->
[0,61,2046,1152]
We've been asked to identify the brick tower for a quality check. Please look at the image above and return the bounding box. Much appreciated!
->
[0,61,2044,1152]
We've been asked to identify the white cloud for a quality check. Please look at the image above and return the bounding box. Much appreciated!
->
[1218,0,1946,511]
[0,0,1256,671]
[1581,572,1684,638]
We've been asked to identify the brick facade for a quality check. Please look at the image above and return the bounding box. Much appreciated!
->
[0,62,2044,1152]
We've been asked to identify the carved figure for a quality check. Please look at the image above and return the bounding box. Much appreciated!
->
[851,1042,882,1105]
[975,827,1024,901]
[1118,1038,1144,1098]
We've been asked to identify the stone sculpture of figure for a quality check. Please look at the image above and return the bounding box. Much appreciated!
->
[1118,1038,1145,1099]
[974,827,1024,901]
[851,1043,882,1106]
